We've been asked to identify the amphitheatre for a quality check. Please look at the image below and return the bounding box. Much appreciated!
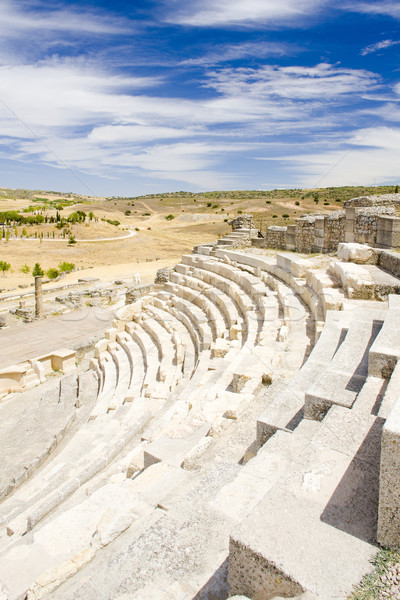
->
[1,185,400,600]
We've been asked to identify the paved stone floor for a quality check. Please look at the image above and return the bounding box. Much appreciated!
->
[0,308,114,368]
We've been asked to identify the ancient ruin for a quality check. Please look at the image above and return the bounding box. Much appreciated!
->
[0,194,400,599]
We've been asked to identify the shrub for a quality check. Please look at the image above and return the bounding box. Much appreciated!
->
[20,263,30,274]
[272,215,278,218]
[165,214,175,220]
[135,227,139,231]
[46,267,59,279]
[295,201,300,206]
[237,210,243,214]
[107,219,120,227]
[58,261,75,272]
[124,210,131,216]
[265,200,271,204]
[68,234,77,244]
[206,202,212,207]
[0,260,10,275]
[282,214,289,218]
[395,185,399,193]
[32,263,44,277]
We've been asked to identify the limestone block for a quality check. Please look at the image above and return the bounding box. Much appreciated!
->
[211,338,230,358]
[378,397,400,548]
[230,324,242,341]
[369,295,400,378]
[94,339,108,358]
[104,328,117,342]
[30,359,46,383]
[231,373,251,393]
[337,242,375,264]
[328,261,375,299]
[181,436,213,470]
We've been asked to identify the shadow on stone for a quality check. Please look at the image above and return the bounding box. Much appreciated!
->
[320,417,385,544]
[192,558,229,600]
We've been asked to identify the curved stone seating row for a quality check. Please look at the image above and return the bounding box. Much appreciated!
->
[162,287,213,350]
[212,248,338,339]
[0,308,193,545]
[172,267,241,336]
[144,303,193,374]
[0,370,98,505]
[168,274,227,340]
[150,294,200,365]
[188,264,257,343]
[180,255,272,345]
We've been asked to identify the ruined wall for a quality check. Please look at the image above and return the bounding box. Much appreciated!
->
[318,210,345,252]
[229,214,255,231]
[262,195,400,254]
[265,226,287,249]
[294,216,317,253]
[344,194,400,208]
[345,206,395,245]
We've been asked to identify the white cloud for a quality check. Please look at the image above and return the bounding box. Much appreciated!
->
[0,0,130,38]
[348,2,400,19]
[0,54,385,191]
[163,0,329,27]
[361,39,400,55]
[180,41,297,66]
[280,126,400,187]
[206,63,380,100]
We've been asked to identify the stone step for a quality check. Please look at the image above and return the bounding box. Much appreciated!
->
[329,261,400,300]
[368,293,400,378]
[229,376,384,600]
[305,308,386,420]
[257,310,352,443]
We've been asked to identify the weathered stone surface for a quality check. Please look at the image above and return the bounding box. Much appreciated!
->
[154,268,173,284]
[337,242,376,264]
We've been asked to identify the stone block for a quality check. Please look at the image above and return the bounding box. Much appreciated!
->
[378,397,400,548]
[376,215,400,249]
[51,349,76,373]
[337,242,375,264]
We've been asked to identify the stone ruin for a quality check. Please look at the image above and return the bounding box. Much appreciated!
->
[228,214,256,231]
[1,194,400,599]
[254,194,400,254]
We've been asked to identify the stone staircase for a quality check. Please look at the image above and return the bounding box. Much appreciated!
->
[1,243,400,600]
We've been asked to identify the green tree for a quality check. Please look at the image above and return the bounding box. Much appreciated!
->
[0,261,10,275]
[58,261,75,272]
[32,263,44,277]
[46,267,59,279]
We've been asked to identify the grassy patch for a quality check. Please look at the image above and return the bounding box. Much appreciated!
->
[349,548,400,599]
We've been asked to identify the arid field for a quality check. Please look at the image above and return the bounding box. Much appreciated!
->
[0,184,397,293]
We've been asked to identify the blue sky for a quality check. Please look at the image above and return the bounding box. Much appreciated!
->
[0,0,399,196]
